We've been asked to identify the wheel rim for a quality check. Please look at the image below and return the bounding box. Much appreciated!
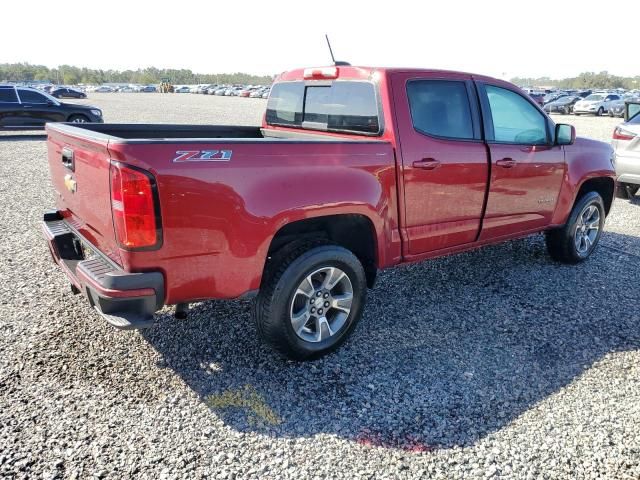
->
[574,204,600,256]
[72,117,87,123]
[289,266,353,343]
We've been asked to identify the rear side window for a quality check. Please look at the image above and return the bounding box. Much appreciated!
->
[406,80,474,140]
[266,81,380,134]
[0,88,18,103]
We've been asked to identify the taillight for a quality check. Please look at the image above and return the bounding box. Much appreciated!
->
[303,66,339,80]
[110,162,161,250]
[613,126,637,141]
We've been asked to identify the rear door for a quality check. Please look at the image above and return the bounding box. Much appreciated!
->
[391,72,489,255]
[0,86,22,127]
[16,89,66,126]
[476,82,565,240]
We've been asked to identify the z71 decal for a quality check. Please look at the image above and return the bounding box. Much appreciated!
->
[173,150,233,163]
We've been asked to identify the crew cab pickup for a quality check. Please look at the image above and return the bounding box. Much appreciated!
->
[43,65,616,360]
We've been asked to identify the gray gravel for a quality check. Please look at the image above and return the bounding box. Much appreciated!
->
[1,94,639,479]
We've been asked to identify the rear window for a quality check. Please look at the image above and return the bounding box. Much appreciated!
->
[0,87,18,103]
[266,81,380,134]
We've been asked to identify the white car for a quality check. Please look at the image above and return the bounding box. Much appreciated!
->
[573,93,621,116]
[94,86,114,93]
[174,86,190,93]
[612,103,640,199]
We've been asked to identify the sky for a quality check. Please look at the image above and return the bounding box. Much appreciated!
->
[3,0,637,80]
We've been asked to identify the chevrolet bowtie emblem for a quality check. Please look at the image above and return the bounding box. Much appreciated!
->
[64,174,77,193]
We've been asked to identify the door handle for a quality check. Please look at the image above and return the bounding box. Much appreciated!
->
[496,158,516,168]
[412,158,440,170]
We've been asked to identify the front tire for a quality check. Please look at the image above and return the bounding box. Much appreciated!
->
[545,192,605,264]
[253,243,367,360]
[596,107,604,116]
[68,114,89,123]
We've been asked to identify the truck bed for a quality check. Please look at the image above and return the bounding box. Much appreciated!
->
[50,123,382,143]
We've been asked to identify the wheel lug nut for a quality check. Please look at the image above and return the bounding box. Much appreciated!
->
[310,307,315,313]
[318,309,324,315]
[324,301,329,308]
[323,293,329,298]
[316,292,322,297]
[310,298,315,304]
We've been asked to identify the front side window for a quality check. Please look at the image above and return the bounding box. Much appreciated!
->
[406,80,474,140]
[485,85,548,144]
[0,87,19,103]
[18,89,48,104]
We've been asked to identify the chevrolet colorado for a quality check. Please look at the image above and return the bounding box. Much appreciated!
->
[43,66,616,360]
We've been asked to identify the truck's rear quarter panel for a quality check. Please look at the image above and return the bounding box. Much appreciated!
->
[108,139,399,304]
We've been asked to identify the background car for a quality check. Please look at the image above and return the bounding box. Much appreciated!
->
[544,95,581,115]
[529,93,545,107]
[94,86,114,93]
[175,86,190,93]
[612,104,640,199]
[608,95,640,118]
[50,88,87,99]
[573,93,621,116]
[0,85,103,129]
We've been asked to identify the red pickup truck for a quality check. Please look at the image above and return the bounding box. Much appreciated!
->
[43,65,616,360]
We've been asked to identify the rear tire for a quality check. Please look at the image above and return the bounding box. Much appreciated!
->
[545,192,605,264]
[253,243,367,360]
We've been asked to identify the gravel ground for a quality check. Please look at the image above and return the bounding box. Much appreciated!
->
[1,94,639,479]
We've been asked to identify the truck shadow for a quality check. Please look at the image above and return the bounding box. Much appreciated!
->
[141,230,640,451]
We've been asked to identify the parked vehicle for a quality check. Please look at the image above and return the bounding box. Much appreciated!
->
[41,65,615,360]
[573,93,621,116]
[613,101,640,199]
[174,86,190,93]
[529,92,545,107]
[94,86,114,93]
[141,85,157,93]
[544,95,581,115]
[608,95,640,118]
[0,86,103,129]
[51,88,87,99]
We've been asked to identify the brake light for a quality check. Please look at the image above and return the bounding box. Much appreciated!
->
[110,163,161,249]
[303,66,339,80]
[613,127,637,141]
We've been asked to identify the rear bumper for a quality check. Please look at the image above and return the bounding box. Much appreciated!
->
[42,211,164,329]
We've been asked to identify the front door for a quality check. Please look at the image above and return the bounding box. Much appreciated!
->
[391,72,489,255]
[476,82,565,240]
[16,89,65,127]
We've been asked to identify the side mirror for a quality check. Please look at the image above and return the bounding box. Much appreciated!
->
[555,124,575,146]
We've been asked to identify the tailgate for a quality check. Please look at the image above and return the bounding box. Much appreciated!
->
[46,125,121,265]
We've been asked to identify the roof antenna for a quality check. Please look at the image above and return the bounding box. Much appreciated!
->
[325,34,351,67]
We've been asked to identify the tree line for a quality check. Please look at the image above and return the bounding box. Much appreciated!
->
[510,71,640,90]
[0,63,275,85]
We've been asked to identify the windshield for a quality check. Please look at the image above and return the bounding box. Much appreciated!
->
[584,94,604,101]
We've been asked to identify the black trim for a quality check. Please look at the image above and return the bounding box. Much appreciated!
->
[110,161,164,252]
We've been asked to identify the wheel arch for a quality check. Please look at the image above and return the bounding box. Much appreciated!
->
[265,214,379,288]
[575,176,615,216]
